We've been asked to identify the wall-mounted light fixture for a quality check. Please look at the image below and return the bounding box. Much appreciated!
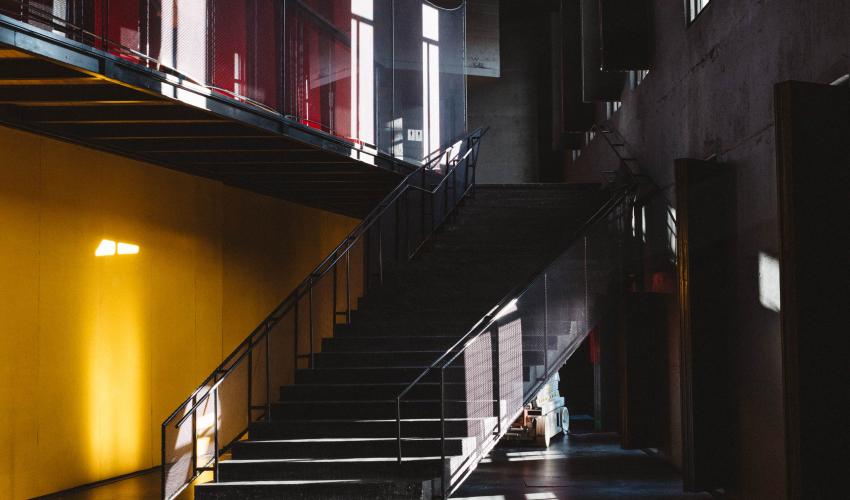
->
[95,239,140,257]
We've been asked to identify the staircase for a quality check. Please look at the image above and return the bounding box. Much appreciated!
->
[193,185,607,499]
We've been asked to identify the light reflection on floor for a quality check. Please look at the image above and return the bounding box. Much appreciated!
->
[454,433,714,500]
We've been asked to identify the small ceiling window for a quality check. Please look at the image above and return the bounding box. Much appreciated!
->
[687,0,711,23]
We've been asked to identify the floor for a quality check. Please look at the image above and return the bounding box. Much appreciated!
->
[453,432,713,500]
[36,470,161,500]
[39,432,710,500]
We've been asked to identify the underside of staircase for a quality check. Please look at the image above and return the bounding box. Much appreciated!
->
[195,185,606,499]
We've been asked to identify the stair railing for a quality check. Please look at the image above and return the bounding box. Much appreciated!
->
[593,124,677,226]
[159,127,488,500]
[394,175,641,498]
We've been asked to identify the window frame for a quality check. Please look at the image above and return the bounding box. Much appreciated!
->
[685,0,712,25]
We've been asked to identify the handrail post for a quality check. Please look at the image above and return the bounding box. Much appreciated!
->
[345,252,351,323]
[396,396,403,465]
[332,263,338,327]
[440,365,447,499]
[378,222,384,286]
[493,325,501,436]
[191,394,197,475]
[247,335,253,427]
[160,422,167,500]
[309,280,315,369]
[213,388,219,481]
[543,273,549,379]
[265,322,271,420]
[420,169,426,248]
[395,199,401,262]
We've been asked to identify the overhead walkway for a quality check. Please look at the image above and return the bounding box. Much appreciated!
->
[0,10,409,216]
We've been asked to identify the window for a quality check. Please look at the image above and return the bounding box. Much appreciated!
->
[422,3,441,160]
[687,0,711,23]
[351,0,376,145]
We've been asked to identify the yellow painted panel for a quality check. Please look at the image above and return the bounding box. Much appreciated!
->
[0,130,41,499]
[0,125,359,498]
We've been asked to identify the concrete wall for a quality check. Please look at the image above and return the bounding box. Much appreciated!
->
[468,0,551,183]
[570,1,850,498]
[0,125,357,498]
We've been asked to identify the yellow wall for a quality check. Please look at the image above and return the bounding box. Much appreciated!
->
[0,125,358,499]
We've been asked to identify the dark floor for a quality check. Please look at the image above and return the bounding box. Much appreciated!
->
[36,470,161,500]
[453,433,713,500]
[39,433,710,500]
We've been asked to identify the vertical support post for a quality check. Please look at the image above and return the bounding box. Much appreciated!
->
[213,388,219,481]
[190,394,198,477]
[247,336,253,426]
[444,170,449,222]
[378,222,384,286]
[364,228,371,292]
[420,170,426,248]
[396,396,403,464]
[345,251,352,323]
[440,366,447,499]
[333,263,338,325]
[309,281,315,369]
[101,0,108,50]
[293,296,299,376]
[405,189,411,260]
[493,326,501,436]
[161,423,167,500]
[265,323,271,420]
[395,200,401,262]
[543,273,549,379]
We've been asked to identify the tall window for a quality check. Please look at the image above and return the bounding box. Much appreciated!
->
[422,3,440,160]
[688,0,711,22]
[351,0,375,145]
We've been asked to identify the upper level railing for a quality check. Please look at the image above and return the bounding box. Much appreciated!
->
[0,0,468,164]
[158,126,486,500]
[394,170,642,498]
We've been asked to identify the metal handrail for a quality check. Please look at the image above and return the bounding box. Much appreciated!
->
[0,0,414,174]
[159,127,487,499]
[164,129,484,425]
[393,177,640,498]
[592,124,678,225]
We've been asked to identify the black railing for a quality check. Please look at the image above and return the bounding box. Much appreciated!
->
[0,0,469,161]
[158,127,487,500]
[394,172,641,498]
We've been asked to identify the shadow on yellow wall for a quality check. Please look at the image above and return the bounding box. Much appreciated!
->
[0,125,358,499]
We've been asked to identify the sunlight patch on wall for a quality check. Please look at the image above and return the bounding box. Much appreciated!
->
[95,239,140,257]
[758,252,781,313]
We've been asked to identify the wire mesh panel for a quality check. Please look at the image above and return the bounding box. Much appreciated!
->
[209,0,281,108]
[395,184,636,497]
[496,318,523,428]
[216,355,250,456]
[162,376,213,500]
[460,331,494,446]
[162,398,195,499]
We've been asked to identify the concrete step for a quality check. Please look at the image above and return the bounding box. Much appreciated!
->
[294,364,543,385]
[294,367,465,385]
[248,417,499,440]
[323,334,565,352]
[231,436,472,460]
[332,320,479,337]
[321,336,460,352]
[280,382,467,401]
[270,399,498,420]
[216,455,454,482]
[313,351,455,368]
[196,479,432,500]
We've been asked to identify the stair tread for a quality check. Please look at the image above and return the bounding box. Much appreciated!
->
[190,185,604,498]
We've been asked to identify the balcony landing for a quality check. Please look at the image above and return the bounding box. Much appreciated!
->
[0,16,408,217]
